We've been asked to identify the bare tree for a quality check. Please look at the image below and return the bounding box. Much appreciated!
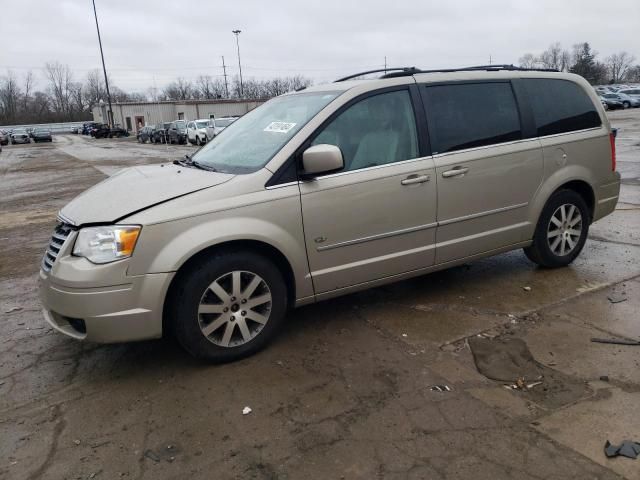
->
[606,52,636,83]
[626,65,640,83]
[44,62,74,119]
[196,75,227,99]
[22,71,34,112]
[518,53,539,69]
[0,71,20,123]
[539,43,571,71]
[163,78,194,100]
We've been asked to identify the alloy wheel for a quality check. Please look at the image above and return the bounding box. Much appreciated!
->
[547,203,582,256]
[197,270,272,347]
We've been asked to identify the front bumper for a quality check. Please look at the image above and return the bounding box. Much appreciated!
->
[39,260,174,343]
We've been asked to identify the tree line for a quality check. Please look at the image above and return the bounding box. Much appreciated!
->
[519,42,638,85]
[0,63,312,126]
[2,43,638,126]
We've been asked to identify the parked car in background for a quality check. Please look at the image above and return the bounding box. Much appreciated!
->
[186,119,211,146]
[137,126,154,143]
[32,128,53,142]
[91,124,110,138]
[0,129,8,145]
[618,87,640,101]
[600,95,624,110]
[109,125,130,138]
[168,120,187,144]
[10,128,30,144]
[71,126,79,134]
[610,92,640,108]
[205,116,237,141]
[83,122,99,135]
[152,122,172,144]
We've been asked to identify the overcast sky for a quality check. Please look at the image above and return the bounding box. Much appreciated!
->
[3,0,639,92]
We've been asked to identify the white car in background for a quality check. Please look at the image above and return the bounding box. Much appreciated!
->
[205,117,237,141]
[186,119,211,146]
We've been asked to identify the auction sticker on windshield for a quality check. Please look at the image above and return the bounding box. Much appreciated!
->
[264,122,297,133]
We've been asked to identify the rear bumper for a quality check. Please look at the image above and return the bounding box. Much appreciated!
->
[593,173,621,222]
[39,269,174,343]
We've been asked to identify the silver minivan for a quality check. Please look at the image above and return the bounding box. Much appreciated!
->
[39,66,620,361]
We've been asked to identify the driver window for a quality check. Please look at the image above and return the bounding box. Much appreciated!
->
[312,89,418,172]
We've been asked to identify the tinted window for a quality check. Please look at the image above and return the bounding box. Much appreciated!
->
[523,79,601,136]
[311,90,418,172]
[422,83,521,154]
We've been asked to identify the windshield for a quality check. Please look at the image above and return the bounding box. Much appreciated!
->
[14,129,26,134]
[196,121,209,129]
[192,92,339,173]
[215,118,234,128]
[175,121,186,128]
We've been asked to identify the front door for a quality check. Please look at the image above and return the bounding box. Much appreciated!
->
[420,81,544,264]
[299,88,437,294]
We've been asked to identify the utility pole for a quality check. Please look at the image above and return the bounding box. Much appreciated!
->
[92,0,113,127]
[384,56,387,74]
[232,29,243,98]
[221,55,229,98]
[489,55,492,65]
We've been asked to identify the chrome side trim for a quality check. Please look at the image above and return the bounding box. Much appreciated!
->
[438,202,528,227]
[265,181,299,190]
[317,222,437,252]
[598,195,619,205]
[317,155,433,180]
[432,137,540,157]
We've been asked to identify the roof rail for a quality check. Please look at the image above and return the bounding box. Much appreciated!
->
[334,67,420,82]
[334,64,558,82]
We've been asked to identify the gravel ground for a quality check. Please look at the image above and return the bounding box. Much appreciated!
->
[1,112,639,479]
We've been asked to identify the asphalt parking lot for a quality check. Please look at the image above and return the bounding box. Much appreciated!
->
[1,110,639,480]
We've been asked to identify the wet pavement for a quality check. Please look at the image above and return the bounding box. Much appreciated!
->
[1,111,639,479]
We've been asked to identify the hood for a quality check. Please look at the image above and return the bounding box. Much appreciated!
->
[60,163,234,225]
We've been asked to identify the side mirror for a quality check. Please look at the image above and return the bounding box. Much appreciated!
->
[302,144,344,177]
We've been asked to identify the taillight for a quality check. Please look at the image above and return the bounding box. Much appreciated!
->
[609,132,616,171]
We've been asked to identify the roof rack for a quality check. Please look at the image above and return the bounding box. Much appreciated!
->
[334,64,558,82]
[334,67,421,82]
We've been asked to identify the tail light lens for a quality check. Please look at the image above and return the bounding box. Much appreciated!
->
[609,131,616,171]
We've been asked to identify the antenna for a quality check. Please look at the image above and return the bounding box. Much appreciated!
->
[221,56,229,98]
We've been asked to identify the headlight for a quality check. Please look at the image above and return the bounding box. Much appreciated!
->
[72,225,141,264]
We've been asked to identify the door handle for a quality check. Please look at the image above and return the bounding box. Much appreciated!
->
[442,166,469,178]
[401,174,430,186]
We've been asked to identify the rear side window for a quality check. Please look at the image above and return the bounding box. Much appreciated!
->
[523,79,601,136]
[422,82,522,154]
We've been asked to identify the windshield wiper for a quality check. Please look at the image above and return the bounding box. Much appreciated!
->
[173,154,216,172]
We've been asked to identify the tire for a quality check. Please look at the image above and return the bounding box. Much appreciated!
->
[623,101,630,109]
[524,189,590,268]
[168,251,288,362]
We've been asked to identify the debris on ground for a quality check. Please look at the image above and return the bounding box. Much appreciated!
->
[242,406,252,415]
[604,440,640,459]
[591,337,640,346]
[607,293,628,304]
[73,439,81,446]
[4,307,22,313]
[504,378,542,390]
[144,450,160,462]
[600,375,609,382]
[522,286,532,292]
[430,385,451,392]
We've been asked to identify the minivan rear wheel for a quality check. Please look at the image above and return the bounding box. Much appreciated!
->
[168,251,288,362]
[524,189,590,268]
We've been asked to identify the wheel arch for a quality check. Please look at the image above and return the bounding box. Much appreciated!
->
[162,239,298,335]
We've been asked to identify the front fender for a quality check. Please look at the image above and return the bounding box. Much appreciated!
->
[127,196,313,300]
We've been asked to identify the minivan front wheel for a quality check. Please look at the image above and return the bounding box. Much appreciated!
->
[169,251,288,362]
[524,189,590,268]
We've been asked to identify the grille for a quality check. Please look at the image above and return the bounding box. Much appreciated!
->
[42,223,74,272]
